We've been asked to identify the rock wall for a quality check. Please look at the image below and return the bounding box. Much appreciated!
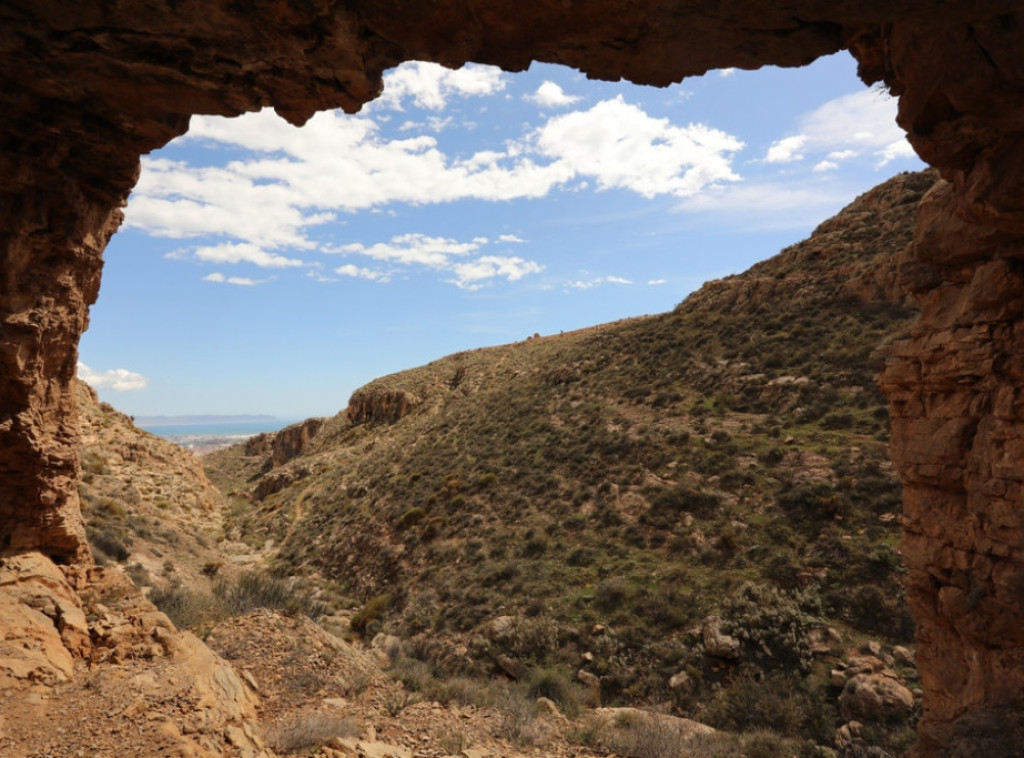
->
[3,1,1024,751]
[854,18,1024,754]
[347,387,421,426]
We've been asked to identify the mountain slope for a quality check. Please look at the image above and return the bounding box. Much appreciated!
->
[205,170,938,752]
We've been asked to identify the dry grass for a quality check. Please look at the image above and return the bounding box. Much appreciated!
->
[263,711,359,752]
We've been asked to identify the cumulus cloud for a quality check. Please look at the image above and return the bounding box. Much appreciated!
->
[764,135,807,164]
[335,264,389,281]
[527,81,582,108]
[330,234,481,268]
[330,233,544,289]
[449,256,544,290]
[536,97,743,198]
[566,275,635,290]
[760,89,917,169]
[191,242,305,268]
[127,95,745,267]
[374,62,506,111]
[203,272,264,285]
[78,363,149,391]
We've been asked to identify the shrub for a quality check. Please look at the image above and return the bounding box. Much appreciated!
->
[503,616,560,663]
[721,582,819,673]
[778,483,845,529]
[705,671,834,741]
[526,667,580,714]
[214,572,327,619]
[398,506,426,529]
[149,586,221,630]
[351,593,393,636]
[594,576,635,614]
[264,712,358,752]
[494,687,539,747]
[87,527,132,563]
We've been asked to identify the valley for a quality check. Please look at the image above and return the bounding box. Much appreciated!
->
[52,170,940,757]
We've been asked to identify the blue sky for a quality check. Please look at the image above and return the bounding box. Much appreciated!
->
[78,52,924,420]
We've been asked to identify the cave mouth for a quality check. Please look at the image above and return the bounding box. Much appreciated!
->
[80,54,923,424]
[5,5,1024,755]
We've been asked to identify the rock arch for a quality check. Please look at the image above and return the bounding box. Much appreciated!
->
[3,1,1024,752]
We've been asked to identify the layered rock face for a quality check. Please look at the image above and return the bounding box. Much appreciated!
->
[855,18,1024,754]
[3,0,1024,752]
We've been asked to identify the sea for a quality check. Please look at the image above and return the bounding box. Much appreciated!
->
[140,420,298,454]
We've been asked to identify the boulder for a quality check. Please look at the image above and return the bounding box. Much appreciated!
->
[839,672,915,722]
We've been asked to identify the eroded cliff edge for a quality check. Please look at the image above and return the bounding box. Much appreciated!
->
[3,2,1024,753]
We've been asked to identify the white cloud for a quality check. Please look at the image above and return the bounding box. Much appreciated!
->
[648,279,667,285]
[827,149,858,161]
[374,62,507,111]
[719,68,737,77]
[536,96,743,198]
[813,160,839,173]
[203,272,263,285]
[527,81,582,108]
[675,182,850,228]
[335,264,389,281]
[498,234,525,243]
[331,233,481,268]
[761,89,919,170]
[129,108,578,249]
[566,275,634,290]
[78,363,148,392]
[876,138,917,167]
[398,115,454,133]
[128,95,744,268]
[764,135,807,164]
[449,256,544,290]
[330,233,544,289]
[192,242,304,268]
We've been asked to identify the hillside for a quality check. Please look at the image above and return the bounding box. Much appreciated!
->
[77,381,276,593]
[203,170,939,754]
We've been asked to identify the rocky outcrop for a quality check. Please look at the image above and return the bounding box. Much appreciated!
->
[270,418,324,467]
[246,418,324,468]
[878,182,1024,754]
[0,552,268,756]
[348,387,421,426]
[3,1,1024,752]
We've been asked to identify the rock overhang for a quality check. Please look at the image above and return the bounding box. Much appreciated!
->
[5,2,1024,754]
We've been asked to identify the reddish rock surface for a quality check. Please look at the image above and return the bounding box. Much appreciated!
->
[3,1,1024,753]
[348,388,421,426]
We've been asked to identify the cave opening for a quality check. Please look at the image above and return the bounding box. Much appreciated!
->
[79,53,923,423]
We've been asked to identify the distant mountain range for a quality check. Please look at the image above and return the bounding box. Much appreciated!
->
[134,414,280,427]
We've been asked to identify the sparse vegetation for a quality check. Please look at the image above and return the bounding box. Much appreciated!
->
[263,712,358,752]
[195,170,938,754]
[150,570,327,632]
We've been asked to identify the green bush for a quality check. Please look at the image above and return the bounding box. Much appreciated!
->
[705,672,834,741]
[642,485,721,528]
[721,582,820,673]
[526,666,580,714]
[351,593,393,636]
